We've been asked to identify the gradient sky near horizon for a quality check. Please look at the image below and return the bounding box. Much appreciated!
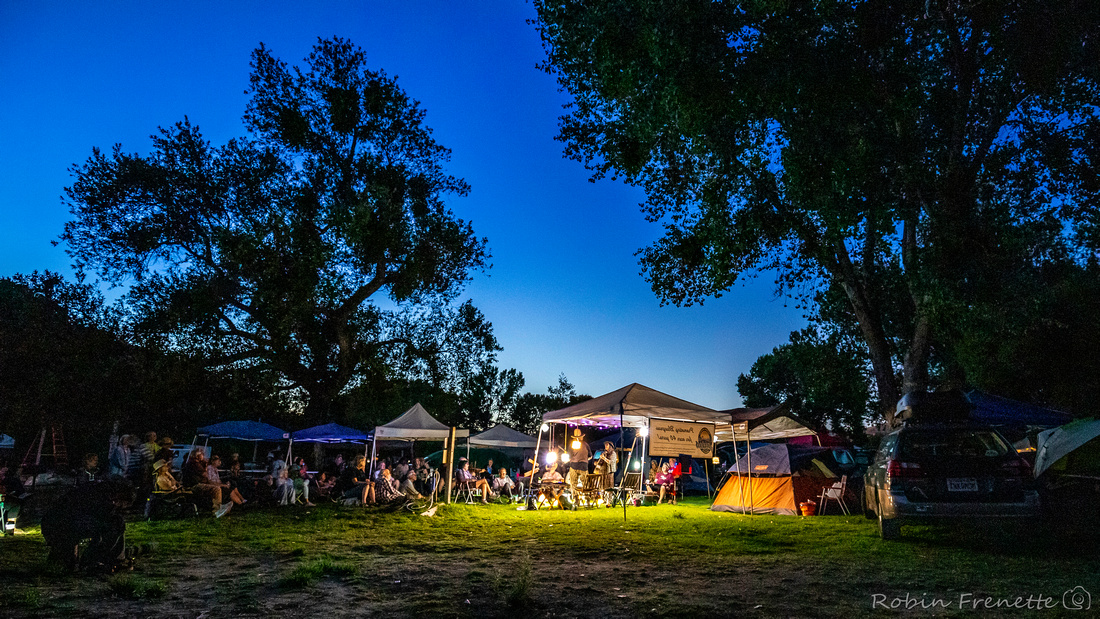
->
[0,1,807,410]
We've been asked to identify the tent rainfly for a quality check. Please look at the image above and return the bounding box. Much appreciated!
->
[467,424,537,449]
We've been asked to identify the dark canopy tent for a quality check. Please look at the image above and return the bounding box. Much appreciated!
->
[721,403,818,441]
[192,421,290,468]
[966,390,1073,430]
[291,423,369,443]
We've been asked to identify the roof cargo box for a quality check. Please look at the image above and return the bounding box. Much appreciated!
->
[896,391,972,424]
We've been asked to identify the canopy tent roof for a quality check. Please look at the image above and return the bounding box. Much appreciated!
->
[196,421,289,441]
[374,403,468,439]
[291,422,370,443]
[723,403,818,441]
[0,434,14,449]
[966,390,1073,428]
[1034,418,1100,478]
[542,383,732,437]
[467,424,537,448]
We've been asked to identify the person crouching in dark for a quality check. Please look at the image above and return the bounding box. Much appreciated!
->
[41,479,133,573]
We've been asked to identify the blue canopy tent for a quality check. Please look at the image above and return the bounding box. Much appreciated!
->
[290,423,372,462]
[192,421,290,468]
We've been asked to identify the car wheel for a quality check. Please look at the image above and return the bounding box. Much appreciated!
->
[878,512,901,540]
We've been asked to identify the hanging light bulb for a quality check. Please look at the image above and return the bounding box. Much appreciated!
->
[561,452,571,464]
[544,451,558,465]
[540,423,549,433]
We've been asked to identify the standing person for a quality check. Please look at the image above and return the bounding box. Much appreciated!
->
[126,435,153,485]
[108,435,132,478]
[566,428,590,492]
[600,442,618,476]
[143,433,158,462]
[154,437,176,472]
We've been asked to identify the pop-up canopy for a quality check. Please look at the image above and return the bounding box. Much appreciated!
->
[196,421,289,441]
[723,403,818,441]
[542,383,731,434]
[291,422,369,443]
[468,424,537,448]
[0,434,14,449]
[374,403,468,440]
[1034,418,1100,478]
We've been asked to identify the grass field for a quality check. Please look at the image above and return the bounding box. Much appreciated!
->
[1,497,1096,618]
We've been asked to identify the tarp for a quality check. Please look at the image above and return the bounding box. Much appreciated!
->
[291,422,370,443]
[467,424,537,448]
[1034,418,1100,478]
[0,434,14,449]
[542,383,733,438]
[374,403,469,440]
[967,390,1073,428]
[723,403,818,441]
[196,421,289,441]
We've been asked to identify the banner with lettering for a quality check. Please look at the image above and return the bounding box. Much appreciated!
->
[648,420,716,458]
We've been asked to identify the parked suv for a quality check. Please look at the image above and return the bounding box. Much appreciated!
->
[864,423,1040,539]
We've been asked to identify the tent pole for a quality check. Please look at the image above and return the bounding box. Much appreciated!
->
[620,411,626,521]
[705,459,711,499]
[368,434,377,479]
[733,428,746,515]
[445,427,456,504]
[746,433,754,516]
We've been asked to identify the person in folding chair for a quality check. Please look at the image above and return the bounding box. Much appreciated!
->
[455,459,495,504]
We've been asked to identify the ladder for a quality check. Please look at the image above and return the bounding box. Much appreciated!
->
[20,425,69,471]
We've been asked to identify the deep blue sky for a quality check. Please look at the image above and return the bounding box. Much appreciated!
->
[0,1,806,410]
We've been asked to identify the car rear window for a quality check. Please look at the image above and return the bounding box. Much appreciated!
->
[897,429,1011,459]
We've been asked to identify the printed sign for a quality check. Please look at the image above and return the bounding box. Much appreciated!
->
[648,420,716,458]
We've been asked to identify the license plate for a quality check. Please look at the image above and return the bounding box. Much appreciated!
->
[947,478,978,492]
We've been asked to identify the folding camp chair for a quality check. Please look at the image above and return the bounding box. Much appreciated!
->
[575,473,606,508]
[609,471,643,507]
[818,475,849,515]
[452,473,482,504]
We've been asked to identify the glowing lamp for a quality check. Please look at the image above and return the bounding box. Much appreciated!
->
[639,426,649,438]
[561,453,571,464]
[571,439,581,450]
[544,452,558,465]
[540,424,549,433]
[632,460,641,471]
[712,457,720,464]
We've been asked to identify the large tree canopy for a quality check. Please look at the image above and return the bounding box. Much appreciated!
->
[535,0,1100,422]
[61,38,492,418]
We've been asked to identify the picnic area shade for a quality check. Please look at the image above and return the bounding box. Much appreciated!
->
[966,390,1073,428]
[467,424,537,448]
[196,421,289,441]
[291,422,370,443]
[373,403,468,440]
[0,434,13,449]
[722,403,818,441]
[541,383,732,436]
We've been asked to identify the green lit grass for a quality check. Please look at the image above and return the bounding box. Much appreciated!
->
[0,497,1095,617]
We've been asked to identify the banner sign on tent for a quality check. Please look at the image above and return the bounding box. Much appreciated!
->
[649,420,715,458]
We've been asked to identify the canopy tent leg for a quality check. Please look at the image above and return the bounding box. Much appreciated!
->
[368,435,378,479]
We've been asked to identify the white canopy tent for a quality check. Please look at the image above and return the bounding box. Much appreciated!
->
[1034,417,1100,478]
[542,383,733,436]
[467,424,537,449]
[370,403,468,477]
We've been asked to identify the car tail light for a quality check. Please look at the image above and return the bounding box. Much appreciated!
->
[886,460,924,479]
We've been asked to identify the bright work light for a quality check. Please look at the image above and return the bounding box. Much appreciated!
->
[639,426,649,437]
[544,451,558,465]
[540,424,549,433]
[561,453,571,464]
[571,439,581,450]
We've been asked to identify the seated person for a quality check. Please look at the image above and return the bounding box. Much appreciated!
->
[648,462,675,505]
[536,464,565,508]
[182,448,232,517]
[153,460,182,492]
[313,471,336,499]
[492,467,516,500]
[76,453,100,485]
[455,459,494,504]
[288,463,314,506]
[478,459,495,483]
[375,468,404,504]
[208,455,245,505]
[400,471,423,500]
[335,455,374,505]
[415,459,435,496]
[271,465,297,506]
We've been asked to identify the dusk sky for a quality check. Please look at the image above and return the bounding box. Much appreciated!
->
[0,1,807,410]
